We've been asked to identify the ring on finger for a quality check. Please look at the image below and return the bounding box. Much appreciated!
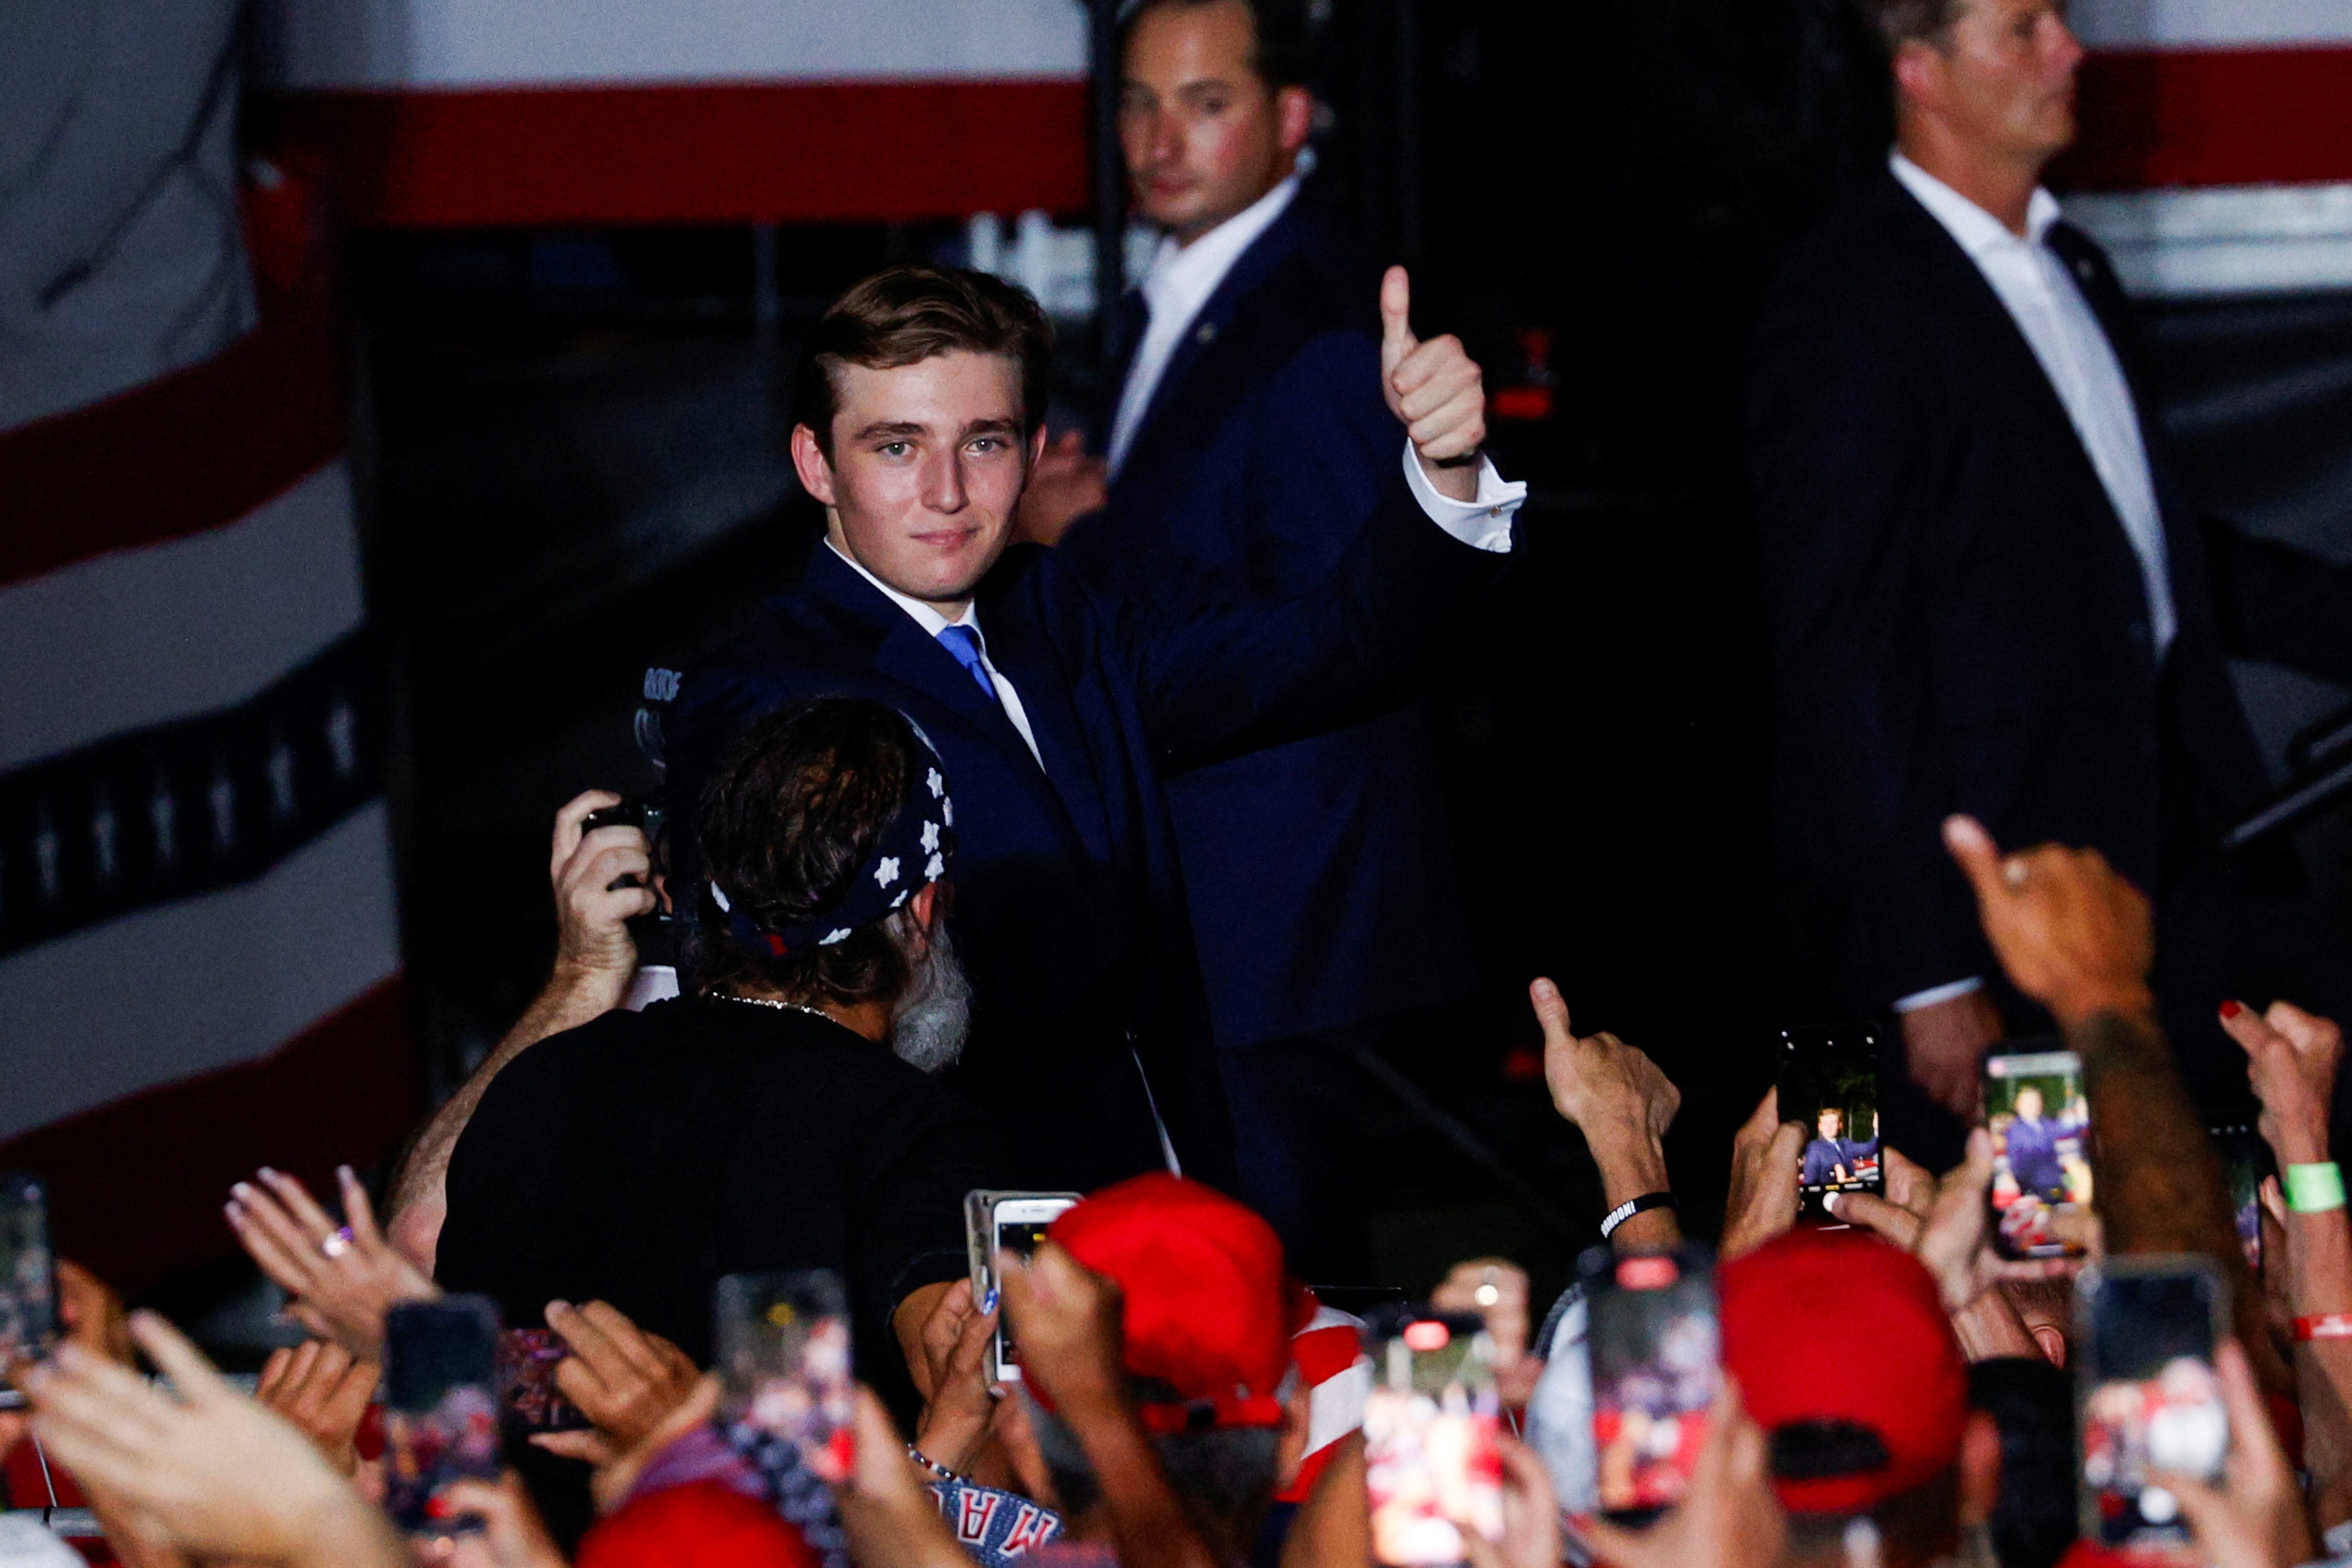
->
[2002,858,2029,886]
[320,1226,355,1260]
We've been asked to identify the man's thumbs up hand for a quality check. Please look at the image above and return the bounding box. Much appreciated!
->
[1377,265,1486,501]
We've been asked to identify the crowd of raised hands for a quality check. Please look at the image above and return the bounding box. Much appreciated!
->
[5,806,2351,1568]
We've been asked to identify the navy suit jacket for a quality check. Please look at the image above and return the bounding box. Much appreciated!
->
[667,479,1507,1193]
[1746,171,2352,1017]
[1061,188,1477,1048]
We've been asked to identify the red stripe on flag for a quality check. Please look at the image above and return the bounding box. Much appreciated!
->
[0,292,343,592]
[0,977,418,1301]
[2062,46,2352,190]
[260,78,1091,231]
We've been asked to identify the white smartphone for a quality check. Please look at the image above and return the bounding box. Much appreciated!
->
[965,1190,1080,1384]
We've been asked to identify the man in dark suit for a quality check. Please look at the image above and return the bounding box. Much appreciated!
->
[1746,0,2352,1160]
[669,261,1523,1197]
[1011,0,1477,1279]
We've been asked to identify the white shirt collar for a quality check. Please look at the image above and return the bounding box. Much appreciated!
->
[1890,150,2062,254]
[825,538,983,645]
[1139,168,1303,326]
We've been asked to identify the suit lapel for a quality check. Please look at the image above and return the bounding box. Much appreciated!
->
[980,596,1118,867]
[801,546,1042,772]
[1115,201,1313,491]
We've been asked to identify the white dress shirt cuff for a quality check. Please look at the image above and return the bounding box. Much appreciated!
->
[1401,441,1523,553]
[1893,976,1985,1013]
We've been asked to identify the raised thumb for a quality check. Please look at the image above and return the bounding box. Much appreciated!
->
[1379,265,1414,361]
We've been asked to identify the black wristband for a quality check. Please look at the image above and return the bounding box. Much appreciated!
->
[1600,1191,1678,1239]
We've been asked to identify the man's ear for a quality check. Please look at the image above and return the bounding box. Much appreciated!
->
[1893,40,1946,118]
[1957,1409,2002,1529]
[790,422,839,507]
[1274,85,1315,156]
[909,881,943,947]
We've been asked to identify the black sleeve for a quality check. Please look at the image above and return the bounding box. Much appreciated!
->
[1745,291,1993,1006]
[849,1086,995,1319]
[1099,474,1510,774]
[2201,518,2352,688]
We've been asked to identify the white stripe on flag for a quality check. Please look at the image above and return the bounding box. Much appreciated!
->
[0,800,399,1142]
[2071,0,2352,48]
[0,461,362,773]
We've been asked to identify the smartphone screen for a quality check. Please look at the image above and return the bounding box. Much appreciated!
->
[1363,1309,1504,1567]
[0,1172,57,1410]
[2078,1260,2229,1551]
[715,1269,857,1484]
[964,1193,1077,1384]
[2207,1125,2269,1276]
[495,1327,588,1433]
[1580,1245,1719,1525]
[1777,1027,1883,1222]
[1984,1048,2093,1260]
[383,1297,504,1535]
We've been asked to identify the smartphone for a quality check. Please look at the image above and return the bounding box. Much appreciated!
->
[495,1327,589,1433]
[715,1269,857,1484]
[383,1297,504,1535]
[2077,1257,2230,1552]
[0,1172,57,1409]
[1984,1046,2094,1260]
[964,1190,1080,1384]
[1362,1307,1504,1567]
[1777,1027,1883,1222]
[1580,1245,1719,1526]
[2207,1124,2270,1276]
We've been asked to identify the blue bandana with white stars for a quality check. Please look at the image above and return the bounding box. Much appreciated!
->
[709,727,956,961]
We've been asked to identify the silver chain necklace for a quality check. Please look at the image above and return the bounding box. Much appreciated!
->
[714,993,834,1022]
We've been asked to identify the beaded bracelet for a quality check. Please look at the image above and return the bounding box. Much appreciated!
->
[906,1443,959,1482]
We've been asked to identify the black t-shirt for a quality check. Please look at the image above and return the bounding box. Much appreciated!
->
[437,995,990,1405]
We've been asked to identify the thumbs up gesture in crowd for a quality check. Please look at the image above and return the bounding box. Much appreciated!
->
[1379,265,1487,501]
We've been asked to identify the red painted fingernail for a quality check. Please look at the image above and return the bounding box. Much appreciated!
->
[426,1495,452,1519]
[2221,1000,2243,1020]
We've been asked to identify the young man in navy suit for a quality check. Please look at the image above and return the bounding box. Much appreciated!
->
[1011,0,1481,1279]
[667,261,1524,1198]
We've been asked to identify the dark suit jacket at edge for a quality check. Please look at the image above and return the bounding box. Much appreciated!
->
[666,474,1511,1192]
[1745,169,2352,1017]
[1060,183,1478,1049]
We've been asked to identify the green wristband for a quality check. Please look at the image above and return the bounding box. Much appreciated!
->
[2287,1162,2346,1214]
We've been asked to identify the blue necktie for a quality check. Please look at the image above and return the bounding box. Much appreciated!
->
[936,624,997,702]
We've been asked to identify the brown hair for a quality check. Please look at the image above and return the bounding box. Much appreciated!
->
[1119,0,1317,92]
[792,262,1054,455]
[692,696,926,1009]
[1853,0,1964,54]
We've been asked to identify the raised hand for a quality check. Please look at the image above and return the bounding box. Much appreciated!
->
[2221,998,2343,1168]
[996,1241,1127,1417]
[531,1299,701,1466]
[21,1312,405,1567]
[1719,1089,1805,1262]
[549,790,656,983]
[1576,1379,1787,1568]
[911,1277,1002,1474]
[256,1337,381,1475]
[423,1473,568,1568]
[1942,814,2155,1027]
[225,1164,438,1360]
[1379,266,1486,501]
[1534,978,1680,1247]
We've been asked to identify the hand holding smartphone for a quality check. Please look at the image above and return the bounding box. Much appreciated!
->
[964,1190,1079,1384]
[1777,1028,1883,1222]
[383,1297,504,1535]
[2078,1258,2230,1552]
[1362,1307,1505,1567]
[1983,1046,2094,1260]
[715,1269,857,1484]
[1580,1244,1719,1526]
[0,1172,57,1409]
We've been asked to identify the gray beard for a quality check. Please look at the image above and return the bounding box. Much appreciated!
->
[890,928,972,1071]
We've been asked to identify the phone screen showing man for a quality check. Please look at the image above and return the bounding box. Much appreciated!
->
[992,1219,1056,1371]
[2207,1124,2268,1275]
[1984,1048,2092,1260]
[1776,1027,1882,1222]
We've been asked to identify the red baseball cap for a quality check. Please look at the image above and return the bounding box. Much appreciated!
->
[1045,1173,1313,1432]
[1719,1229,1970,1514]
[576,1480,820,1568]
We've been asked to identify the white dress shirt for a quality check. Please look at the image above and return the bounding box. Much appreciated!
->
[1888,152,2178,1016]
[1107,170,1303,477]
